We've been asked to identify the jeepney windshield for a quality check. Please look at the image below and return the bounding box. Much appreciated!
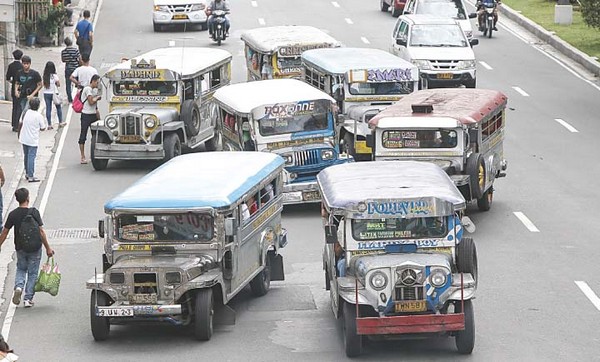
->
[349,82,415,96]
[255,100,332,136]
[113,80,177,96]
[382,129,458,149]
[352,217,447,240]
[116,213,214,242]
[276,56,301,70]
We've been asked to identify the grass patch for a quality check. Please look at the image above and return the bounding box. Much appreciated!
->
[501,0,600,58]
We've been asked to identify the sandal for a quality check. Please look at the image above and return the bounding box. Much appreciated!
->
[80,159,88,164]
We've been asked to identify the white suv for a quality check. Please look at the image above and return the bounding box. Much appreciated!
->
[390,14,479,89]
[153,0,208,32]
[403,0,477,39]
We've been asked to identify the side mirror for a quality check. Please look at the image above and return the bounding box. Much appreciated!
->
[325,224,338,244]
[469,39,479,47]
[468,12,477,19]
[461,216,476,233]
[98,219,105,238]
[366,134,374,148]
[225,217,238,237]
[396,38,407,47]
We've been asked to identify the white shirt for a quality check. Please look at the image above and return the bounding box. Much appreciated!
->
[0,352,19,361]
[72,65,98,87]
[81,86,98,114]
[19,109,46,147]
[43,74,59,94]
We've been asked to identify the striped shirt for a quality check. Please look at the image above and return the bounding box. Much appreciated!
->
[61,46,80,71]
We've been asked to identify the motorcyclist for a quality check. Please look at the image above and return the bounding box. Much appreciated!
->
[476,0,500,31]
[206,0,230,37]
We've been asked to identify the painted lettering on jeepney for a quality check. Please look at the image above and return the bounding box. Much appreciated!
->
[356,239,440,250]
[364,200,433,216]
[120,70,162,80]
[367,68,413,82]
[264,101,315,118]
[252,203,278,229]
[267,137,325,150]
[278,43,331,57]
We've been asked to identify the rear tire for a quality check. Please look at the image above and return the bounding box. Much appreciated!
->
[90,290,111,341]
[91,133,109,171]
[455,299,475,354]
[193,289,214,341]
[380,0,390,12]
[343,302,362,357]
[205,129,222,151]
[250,256,271,297]
[456,237,478,287]
[477,188,493,211]
[391,3,402,17]
[163,133,181,162]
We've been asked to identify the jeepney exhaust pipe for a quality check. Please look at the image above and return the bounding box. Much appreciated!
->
[163,317,184,326]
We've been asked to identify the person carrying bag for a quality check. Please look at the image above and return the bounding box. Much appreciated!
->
[34,256,62,296]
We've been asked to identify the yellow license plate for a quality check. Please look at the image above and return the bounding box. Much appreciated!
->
[395,300,427,312]
[354,140,372,154]
[302,191,320,201]
[172,14,188,20]
[436,73,453,79]
[119,135,141,143]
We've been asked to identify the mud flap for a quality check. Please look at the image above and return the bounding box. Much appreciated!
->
[269,253,285,281]
[214,304,236,325]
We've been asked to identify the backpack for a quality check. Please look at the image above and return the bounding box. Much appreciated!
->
[16,208,42,252]
[72,88,87,113]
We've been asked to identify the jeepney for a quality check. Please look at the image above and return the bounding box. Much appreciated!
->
[368,88,508,211]
[87,152,288,341]
[90,47,232,170]
[318,161,477,357]
[240,26,341,81]
[301,48,419,161]
[212,79,352,205]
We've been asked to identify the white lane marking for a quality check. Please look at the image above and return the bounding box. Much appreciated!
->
[332,1,340,7]
[361,37,370,44]
[258,18,265,26]
[575,281,600,311]
[345,18,354,25]
[554,118,579,133]
[251,0,258,7]
[512,86,530,97]
[168,40,175,47]
[479,61,493,70]
[513,212,540,232]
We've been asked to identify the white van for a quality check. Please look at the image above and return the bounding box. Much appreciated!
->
[390,15,479,89]
[402,0,477,39]
[152,0,208,32]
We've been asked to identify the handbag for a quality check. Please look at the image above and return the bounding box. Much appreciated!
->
[34,256,62,296]
[52,91,62,105]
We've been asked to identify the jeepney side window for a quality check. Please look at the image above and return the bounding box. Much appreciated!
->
[223,110,237,132]
[183,80,194,100]
[481,111,503,140]
[200,73,210,95]
[211,67,221,88]
[241,193,259,223]
[259,179,276,206]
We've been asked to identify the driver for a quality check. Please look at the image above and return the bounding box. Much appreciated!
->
[206,0,231,37]
[476,0,500,32]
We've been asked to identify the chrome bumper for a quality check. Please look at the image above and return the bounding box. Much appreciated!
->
[94,143,165,160]
[282,181,320,205]
[96,304,182,317]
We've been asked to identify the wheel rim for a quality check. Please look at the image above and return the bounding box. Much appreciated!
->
[478,163,485,190]
[175,141,181,157]
[192,109,200,131]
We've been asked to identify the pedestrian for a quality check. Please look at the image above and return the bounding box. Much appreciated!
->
[79,74,101,164]
[42,61,64,129]
[69,53,97,89]
[0,334,18,362]
[14,56,42,118]
[0,163,5,230]
[18,97,46,183]
[5,49,23,132]
[61,37,80,103]
[0,188,54,309]
[74,10,93,58]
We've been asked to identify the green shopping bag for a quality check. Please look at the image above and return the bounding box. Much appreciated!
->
[34,257,61,296]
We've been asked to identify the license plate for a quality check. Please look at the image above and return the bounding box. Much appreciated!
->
[436,73,453,80]
[97,307,134,317]
[302,190,320,201]
[119,135,141,143]
[172,14,188,20]
[354,140,372,154]
[129,293,158,304]
[395,300,427,313]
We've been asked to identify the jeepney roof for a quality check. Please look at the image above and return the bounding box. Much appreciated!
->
[301,47,417,75]
[369,89,508,126]
[240,26,341,53]
[317,161,466,216]
[374,116,461,129]
[213,79,335,114]
[104,152,284,212]
[105,47,232,78]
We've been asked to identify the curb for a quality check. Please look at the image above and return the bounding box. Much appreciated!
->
[499,3,600,77]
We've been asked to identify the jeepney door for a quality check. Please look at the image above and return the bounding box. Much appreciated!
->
[222,212,239,293]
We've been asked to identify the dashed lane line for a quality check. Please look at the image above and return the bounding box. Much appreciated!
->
[251,1,258,7]
[513,212,540,232]
[512,86,530,97]
[575,281,600,312]
[258,18,265,26]
[360,37,370,44]
[479,61,493,70]
[345,18,353,25]
[554,118,578,133]
[331,1,340,7]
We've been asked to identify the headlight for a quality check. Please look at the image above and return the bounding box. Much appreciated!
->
[165,272,181,284]
[429,269,448,287]
[105,117,118,129]
[154,5,169,11]
[191,3,205,11]
[144,116,157,129]
[458,60,476,70]
[283,155,294,165]
[369,271,388,291]
[412,60,431,70]
[321,149,334,161]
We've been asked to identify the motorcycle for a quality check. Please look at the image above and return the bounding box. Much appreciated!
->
[210,10,228,46]
[479,3,496,38]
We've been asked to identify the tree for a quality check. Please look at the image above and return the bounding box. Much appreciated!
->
[580,0,600,29]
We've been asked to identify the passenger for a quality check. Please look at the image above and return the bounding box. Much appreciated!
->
[261,55,273,80]
[261,183,274,204]
[241,202,250,221]
[321,203,345,277]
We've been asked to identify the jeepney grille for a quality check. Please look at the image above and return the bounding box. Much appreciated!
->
[293,149,321,166]
[133,273,158,294]
[430,60,459,70]
[394,286,425,301]
[167,4,194,13]
[120,115,142,136]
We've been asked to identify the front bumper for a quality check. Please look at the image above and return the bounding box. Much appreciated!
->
[96,303,182,317]
[94,142,165,160]
[421,70,476,88]
[282,181,320,205]
[153,11,207,24]
[356,312,464,335]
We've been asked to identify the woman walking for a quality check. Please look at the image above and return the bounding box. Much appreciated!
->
[79,74,101,164]
[42,61,64,129]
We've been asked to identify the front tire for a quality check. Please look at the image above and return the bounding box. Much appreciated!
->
[455,299,475,354]
[456,237,478,287]
[163,133,181,162]
[487,18,494,38]
[90,290,111,341]
[343,302,362,357]
[250,256,271,297]
[153,23,161,32]
[193,289,214,341]
[477,188,493,211]
[91,133,109,171]
[466,153,486,200]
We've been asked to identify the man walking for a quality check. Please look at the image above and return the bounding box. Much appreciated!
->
[0,188,54,308]
[61,37,80,103]
[69,54,97,89]
[14,56,42,118]
[74,10,94,58]
[18,98,46,183]
[5,49,23,132]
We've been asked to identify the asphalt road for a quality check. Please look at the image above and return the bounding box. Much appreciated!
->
[4,0,600,360]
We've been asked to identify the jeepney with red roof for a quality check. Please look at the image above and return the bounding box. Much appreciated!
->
[367,89,507,211]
